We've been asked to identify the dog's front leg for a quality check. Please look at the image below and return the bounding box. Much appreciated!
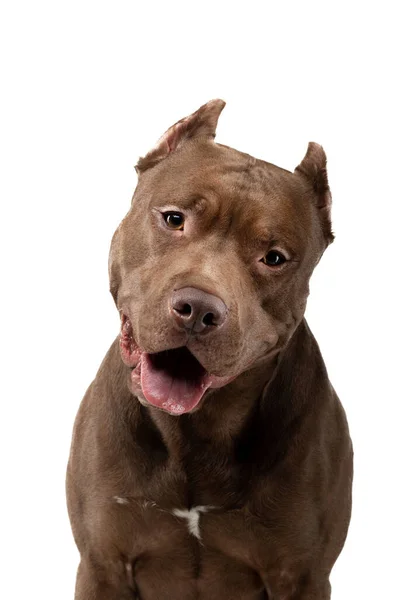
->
[74,560,137,600]
[262,573,331,600]
[292,579,331,600]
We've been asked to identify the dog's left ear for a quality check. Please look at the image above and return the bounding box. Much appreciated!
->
[295,142,334,244]
[136,99,226,174]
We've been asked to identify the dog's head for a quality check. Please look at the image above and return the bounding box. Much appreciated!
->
[109,100,333,415]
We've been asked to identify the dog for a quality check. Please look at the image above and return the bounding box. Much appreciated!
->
[66,99,353,599]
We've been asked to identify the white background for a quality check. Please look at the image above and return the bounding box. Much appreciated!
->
[1,1,407,598]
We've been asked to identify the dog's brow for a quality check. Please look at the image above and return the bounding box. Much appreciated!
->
[253,230,289,247]
[157,196,209,213]
[251,231,298,258]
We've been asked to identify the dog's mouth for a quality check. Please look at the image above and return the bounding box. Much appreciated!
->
[140,347,212,414]
[120,314,235,415]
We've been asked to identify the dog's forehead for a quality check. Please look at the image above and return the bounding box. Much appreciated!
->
[134,141,311,242]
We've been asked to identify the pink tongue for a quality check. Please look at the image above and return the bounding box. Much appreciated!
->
[140,351,210,415]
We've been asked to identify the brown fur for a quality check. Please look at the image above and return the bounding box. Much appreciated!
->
[67,100,353,599]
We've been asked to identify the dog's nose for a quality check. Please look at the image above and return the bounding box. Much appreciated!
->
[171,287,228,334]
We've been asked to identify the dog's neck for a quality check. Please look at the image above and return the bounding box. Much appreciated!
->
[144,351,278,458]
[106,319,322,462]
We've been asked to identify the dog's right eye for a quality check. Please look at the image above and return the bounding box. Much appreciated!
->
[162,212,185,230]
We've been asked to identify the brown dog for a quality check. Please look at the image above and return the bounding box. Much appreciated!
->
[66,100,353,599]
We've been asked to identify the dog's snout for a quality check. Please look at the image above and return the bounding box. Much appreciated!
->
[171,287,227,334]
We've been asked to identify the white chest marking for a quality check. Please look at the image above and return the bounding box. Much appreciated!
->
[113,496,129,505]
[171,505,214,540]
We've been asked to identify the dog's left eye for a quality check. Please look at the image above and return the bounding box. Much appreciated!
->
[261,250,287,267]
[162,212,185,230]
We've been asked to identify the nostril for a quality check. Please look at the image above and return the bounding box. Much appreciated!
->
[175,303,192,317]
[202,312,215,327]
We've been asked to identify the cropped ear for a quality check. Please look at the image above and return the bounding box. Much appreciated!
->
[295,142,334,244]
[135,99,226,174]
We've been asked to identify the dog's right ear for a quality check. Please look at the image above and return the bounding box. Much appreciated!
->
[135,99,226,174]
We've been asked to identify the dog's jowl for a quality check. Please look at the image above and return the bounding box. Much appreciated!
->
[66,100,353,599]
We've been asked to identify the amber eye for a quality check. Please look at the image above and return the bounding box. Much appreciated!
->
[261,250,287,267]
[162,212,185,230]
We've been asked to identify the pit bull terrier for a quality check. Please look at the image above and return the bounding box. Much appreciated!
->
[66,99,353,599]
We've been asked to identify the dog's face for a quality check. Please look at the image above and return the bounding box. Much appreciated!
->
[109,100,333,415]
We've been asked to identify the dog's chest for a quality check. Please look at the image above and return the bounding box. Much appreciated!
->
[104,493,270,598]
[92,449,307,598]
[105,461,262,557]
[113,435,287,561]
[103,485,307,599]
